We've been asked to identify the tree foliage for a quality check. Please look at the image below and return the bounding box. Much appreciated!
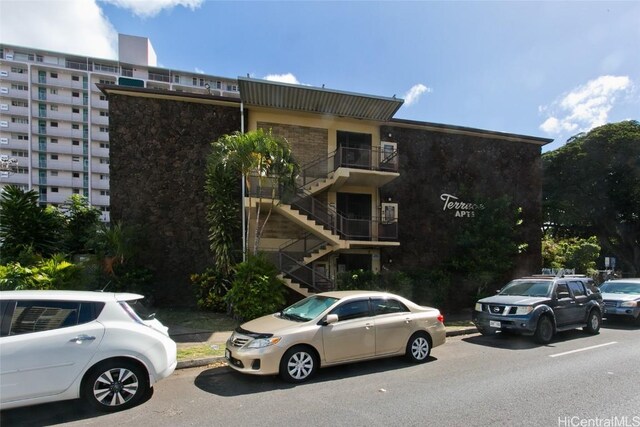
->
[208,129,299,257]
[61,194,101,254]
[0,185,64,263]
[543,120,640,274]
[542,235,600,274]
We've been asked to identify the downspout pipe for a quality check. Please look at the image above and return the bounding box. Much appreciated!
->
[240,101,246,261]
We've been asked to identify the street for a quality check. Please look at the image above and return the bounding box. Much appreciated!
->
[2,321,639,427]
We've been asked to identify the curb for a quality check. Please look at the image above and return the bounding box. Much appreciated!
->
[175,326,478,370]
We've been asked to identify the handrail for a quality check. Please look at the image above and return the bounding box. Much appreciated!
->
[278,252,334,293]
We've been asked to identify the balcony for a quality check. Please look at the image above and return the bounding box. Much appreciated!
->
[300,146,399,191]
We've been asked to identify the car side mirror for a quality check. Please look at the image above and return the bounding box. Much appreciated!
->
[323,314,339,325]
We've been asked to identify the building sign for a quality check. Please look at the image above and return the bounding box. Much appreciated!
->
[440,193,484,218]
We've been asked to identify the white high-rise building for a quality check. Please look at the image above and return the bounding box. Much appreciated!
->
[0,35,239,221]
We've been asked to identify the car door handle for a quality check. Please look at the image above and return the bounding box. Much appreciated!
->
[365,323,373,330]
[405,318,412,324]
[70,335,96,344]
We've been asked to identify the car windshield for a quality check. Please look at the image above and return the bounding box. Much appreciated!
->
[499,281,552,297]
[281,295,339,322]
[599,282,640,294]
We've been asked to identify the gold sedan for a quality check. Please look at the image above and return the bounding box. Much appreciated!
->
[225,290,446,383]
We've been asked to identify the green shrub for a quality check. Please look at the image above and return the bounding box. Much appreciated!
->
[0,255,82,290]
[224,254,286,321]
[191,267,231,312]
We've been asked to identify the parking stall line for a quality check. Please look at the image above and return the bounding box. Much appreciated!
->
[549,341,618,358]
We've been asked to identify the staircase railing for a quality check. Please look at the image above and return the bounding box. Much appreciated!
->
[278,252,335,293]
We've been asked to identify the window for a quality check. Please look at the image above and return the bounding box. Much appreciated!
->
[555,283,570,299]
[50,138,58,143]
[99,127,108,133]
[72,107,80,114]
[100,158,109,164]
[11,117,29,124]
[100,190,110,196]
[10,66,26,74]
[72,156,80,162]
[50,105,58,111]
[50,122,58,127]
[72,75,79,81]
[51,171,58,176]
[330,299,371,321]
[10,84,28,91]
[72,91,79,98]
[98,79,115,85]
[121,67,133,77]
[15,134,29,141]
[99,143,110,149]
[72,172,80,178]
[50,154,58,160]
[1,300,104,336]
[10,150,28,157]
[99,111,109,117]
[72,140,80,146]
[101,206,110,212]
[72,124,79,130]
[568,281,586,297]
[51,187,59,193]
[72,188,80,194]
[372,298,408,315]
[50,72,58,78]
[11,100,28,107]
[100,174,108,180]
[99,95,107,101]
[49,88,58,95]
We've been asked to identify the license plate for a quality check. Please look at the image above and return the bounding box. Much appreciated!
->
[225,349,231,360]
[489,320,501,328]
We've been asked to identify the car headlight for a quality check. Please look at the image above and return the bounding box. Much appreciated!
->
[515,306,533,315]
[475,303,483,312]
[246,337,282,349]
[620,301,638,308]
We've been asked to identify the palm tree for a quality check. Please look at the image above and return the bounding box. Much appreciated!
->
[209,129,298,257]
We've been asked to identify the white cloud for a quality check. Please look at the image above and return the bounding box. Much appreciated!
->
[194,67,205,74]
[0,0,203,59]
[100,0,203,18]
[263,73,301,85]
[403,83,431,106]
[539,75,633,136]
[0,0,118,59]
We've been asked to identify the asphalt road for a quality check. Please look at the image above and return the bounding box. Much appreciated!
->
[2,320,639,427]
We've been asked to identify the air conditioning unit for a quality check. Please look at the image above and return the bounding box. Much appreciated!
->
[5,54,14,60]
[0,104,8,111]
[0,138,8,144]
[0,87,8,94]
[0,121,8,127]
[0,71,8,77]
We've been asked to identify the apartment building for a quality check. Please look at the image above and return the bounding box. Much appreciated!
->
[0,34,239,221]
[101,78,550,304]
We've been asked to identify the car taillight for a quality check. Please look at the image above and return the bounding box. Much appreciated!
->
[437,314,444,323]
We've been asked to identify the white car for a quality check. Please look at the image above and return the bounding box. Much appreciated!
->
[0,290,177,412]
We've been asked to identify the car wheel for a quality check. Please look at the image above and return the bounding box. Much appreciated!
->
[583,309,601,334]
[406,332,431,363]
[534,315,554,345]
[82,359,150,412]
[279,346,318,383]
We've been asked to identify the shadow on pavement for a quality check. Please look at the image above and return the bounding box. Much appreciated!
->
[194,356,438,397]
[601,317,640,330]
[0,386,154,426]
[462,328,602,350]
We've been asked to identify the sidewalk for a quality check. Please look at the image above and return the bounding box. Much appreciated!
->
[170,311,477,369]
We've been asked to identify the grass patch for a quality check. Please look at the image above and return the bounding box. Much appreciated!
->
[154,308,239,332]
[177,344,226,361]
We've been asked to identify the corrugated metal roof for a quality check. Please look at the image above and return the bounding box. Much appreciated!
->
[238,77,404,121]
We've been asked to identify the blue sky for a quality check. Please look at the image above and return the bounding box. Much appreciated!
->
[1,0,638,151]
